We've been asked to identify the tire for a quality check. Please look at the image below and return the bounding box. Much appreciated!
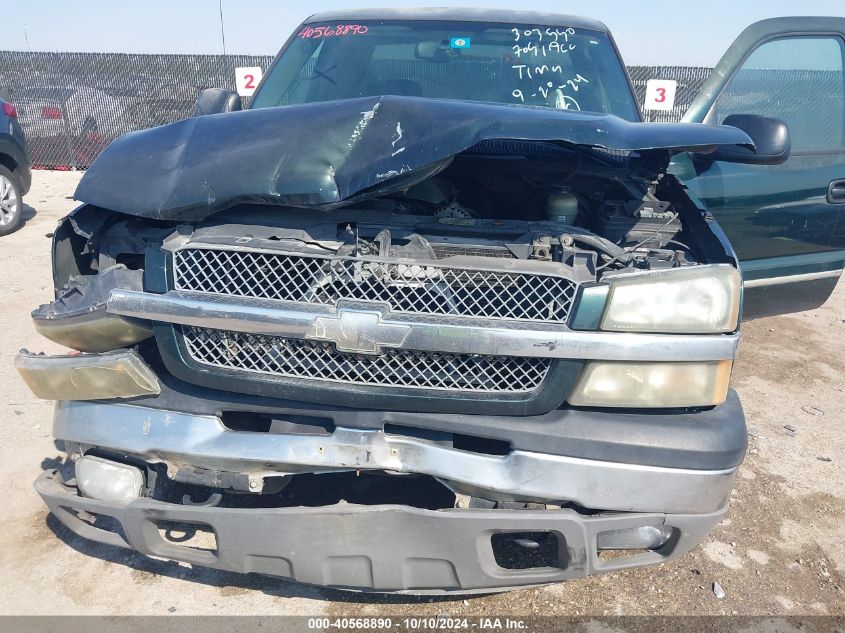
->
[0,165,23,236]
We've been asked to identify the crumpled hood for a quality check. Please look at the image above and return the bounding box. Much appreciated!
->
[75,95,753,220]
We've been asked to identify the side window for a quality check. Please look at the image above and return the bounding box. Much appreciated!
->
[711,36,845,152]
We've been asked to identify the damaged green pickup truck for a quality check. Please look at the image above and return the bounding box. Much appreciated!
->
[17,10,845,593]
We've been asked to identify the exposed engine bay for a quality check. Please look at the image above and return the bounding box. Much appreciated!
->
[50,141,733,301]
[289,159,711,275]
[50,94,749,302]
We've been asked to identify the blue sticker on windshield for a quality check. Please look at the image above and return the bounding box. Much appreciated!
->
[450,37,471,49]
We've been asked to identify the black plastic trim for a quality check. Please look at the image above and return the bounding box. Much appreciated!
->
[742,276,840,320]
[36,470,727,594]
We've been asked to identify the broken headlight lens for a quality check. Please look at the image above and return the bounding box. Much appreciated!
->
[15,349,160,400]
[568,360,732,408]
[601,265,741,333]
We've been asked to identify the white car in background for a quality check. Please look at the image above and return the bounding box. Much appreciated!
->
[13,84,129,139]
[12,84,131,166]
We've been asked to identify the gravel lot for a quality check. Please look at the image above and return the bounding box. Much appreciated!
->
[0,170,842,617]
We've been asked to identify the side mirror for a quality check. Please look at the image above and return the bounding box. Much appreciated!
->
[192,88,242,117]
[697,114,790,166]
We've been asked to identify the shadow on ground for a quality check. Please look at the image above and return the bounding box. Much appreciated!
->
[5,203,38,235]
[22,203,37,222]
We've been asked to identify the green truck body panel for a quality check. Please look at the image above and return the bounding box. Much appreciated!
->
[673,17,845,317]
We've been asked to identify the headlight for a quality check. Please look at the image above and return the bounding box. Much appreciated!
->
[15,348,160,400]
[568,360,732,408]
[600,265,741,333]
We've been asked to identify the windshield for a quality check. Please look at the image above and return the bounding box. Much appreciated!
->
[251,20,640,120]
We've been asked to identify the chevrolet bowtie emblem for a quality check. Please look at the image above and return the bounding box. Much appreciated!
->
[307,309,411,355]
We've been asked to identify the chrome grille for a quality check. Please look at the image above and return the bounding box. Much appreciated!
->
[181,326,550,393]
[173,248,577,322]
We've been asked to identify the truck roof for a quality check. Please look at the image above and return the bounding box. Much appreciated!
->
[303,8,608,33]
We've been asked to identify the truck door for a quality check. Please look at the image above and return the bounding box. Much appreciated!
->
[678,17,845,318]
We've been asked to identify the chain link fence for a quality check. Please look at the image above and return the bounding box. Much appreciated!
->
[0,51,713,169]
[628,65,713,122]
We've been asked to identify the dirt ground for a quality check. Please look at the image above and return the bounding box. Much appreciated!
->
[0,170,842,617]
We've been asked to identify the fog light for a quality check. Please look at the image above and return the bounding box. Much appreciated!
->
[568,360,732,408]
[76,456,145,504]
[15,349,160,400]
[597,525,672,550]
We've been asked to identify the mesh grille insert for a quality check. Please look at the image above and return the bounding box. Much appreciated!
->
[173,248,577,322]
[181,326,550,393]
[431,244,515,259]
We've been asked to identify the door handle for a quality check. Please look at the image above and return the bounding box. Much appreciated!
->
[828,180,845,203]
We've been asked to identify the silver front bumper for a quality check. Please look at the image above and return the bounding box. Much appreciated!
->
[54,400,737,515]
